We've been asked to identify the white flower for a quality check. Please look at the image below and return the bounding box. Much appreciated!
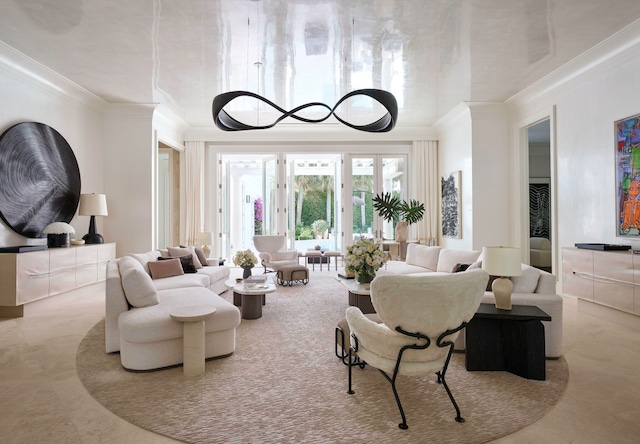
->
[42,222,75,235]
[233,249,258,267]
[344,238,388,276]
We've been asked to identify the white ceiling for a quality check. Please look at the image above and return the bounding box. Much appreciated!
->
[1,0,640,130]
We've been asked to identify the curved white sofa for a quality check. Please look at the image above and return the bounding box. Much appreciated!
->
[105,249,240,371]
[377,243,563,358]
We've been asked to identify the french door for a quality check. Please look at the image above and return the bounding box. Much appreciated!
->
[349,155,406,242]
[218,154,278,261]
[217,152,406,260]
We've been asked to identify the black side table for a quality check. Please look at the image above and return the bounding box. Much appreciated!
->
[465,303,551,380]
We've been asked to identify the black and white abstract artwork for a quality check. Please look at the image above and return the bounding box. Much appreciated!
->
[441,171,461,238]
[0,122,81,238]
[529,181,550,239]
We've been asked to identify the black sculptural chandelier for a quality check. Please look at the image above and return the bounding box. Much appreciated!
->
[212,89,397,132]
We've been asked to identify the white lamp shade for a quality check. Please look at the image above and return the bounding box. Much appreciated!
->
[482,246,522,277]
[197,231,213,245]
[79,194,108,216]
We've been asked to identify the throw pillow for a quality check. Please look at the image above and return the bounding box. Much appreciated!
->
[168,246,203,269]
[467,260,481,270]
[148,258,184,279]
[437,249,481,272]
[118,256,159,307]
[194,246,208,266]
[451,263,470,273]
[405,244,441,271]
[511,265,541,293]
[159,254,197,273]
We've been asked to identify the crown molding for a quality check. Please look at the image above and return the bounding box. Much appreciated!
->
[508,18,640,107]
[0,40,106,112]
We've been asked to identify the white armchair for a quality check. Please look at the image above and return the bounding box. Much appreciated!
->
[253,235,298,273]
[345,269,489,430]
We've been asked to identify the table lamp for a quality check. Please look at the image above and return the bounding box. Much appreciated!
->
[482,246,522,310]
[197,231,214,258]
[79,193,108,244]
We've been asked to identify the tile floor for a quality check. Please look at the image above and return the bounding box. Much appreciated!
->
[1,270,640,443]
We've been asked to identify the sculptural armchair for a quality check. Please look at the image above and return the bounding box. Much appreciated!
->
[345,269,489,429]
[253,235,298,273]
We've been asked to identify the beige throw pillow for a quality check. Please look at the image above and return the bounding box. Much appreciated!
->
[148,258,184,279]
[194,246,208,266]
[168,246,203,269]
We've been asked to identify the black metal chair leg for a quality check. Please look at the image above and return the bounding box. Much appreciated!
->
[389,374,408,430]
[438,370,465,423]
[347,347,355,394]
[335,326,347,360]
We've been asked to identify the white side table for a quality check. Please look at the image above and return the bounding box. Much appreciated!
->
[224,279,276,319]
[336,276,375,314]
[169,305,217,377]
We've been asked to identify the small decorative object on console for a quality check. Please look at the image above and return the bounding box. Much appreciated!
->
[42,222,75,248]
[574,243,631,251]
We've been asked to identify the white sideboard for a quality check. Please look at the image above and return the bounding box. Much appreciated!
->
[0,243,116,316]
[562,247,640,325]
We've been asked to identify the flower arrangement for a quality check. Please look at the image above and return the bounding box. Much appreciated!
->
[232,249,258,267]
[344,238,388,284]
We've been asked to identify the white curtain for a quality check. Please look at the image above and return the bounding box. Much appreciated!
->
[411,140,438,245]
[185,141,204,246]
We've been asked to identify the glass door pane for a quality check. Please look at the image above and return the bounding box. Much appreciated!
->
[288,154,341,253]
[262,156,277,235]
[351,156,405,242]
[380,157,406,240]
[352,157,374,240]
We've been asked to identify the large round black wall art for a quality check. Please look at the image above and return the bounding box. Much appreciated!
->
[0,122,81,238]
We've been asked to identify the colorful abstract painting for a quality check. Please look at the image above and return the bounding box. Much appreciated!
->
[616,113,640,237]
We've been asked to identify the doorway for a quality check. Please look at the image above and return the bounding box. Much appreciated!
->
[528,119,552,273]
[287,154,342,253]
[157,144,179,249]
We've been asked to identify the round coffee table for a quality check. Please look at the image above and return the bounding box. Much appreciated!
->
[169,305,217,377]
[225,279,276,319]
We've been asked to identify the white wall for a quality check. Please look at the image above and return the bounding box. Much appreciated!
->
[0,42,106,247]
[435,102,513,251]
[102,104,157,257]
[511,19,640,259]
[435,103,473,250]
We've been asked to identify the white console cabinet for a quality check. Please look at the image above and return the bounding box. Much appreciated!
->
[0,243,115,316]
[562,247,640,328]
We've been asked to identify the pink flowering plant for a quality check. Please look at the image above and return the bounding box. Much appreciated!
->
[344,238,387,279]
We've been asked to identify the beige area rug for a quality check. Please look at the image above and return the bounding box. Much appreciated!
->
[77,275,569,444]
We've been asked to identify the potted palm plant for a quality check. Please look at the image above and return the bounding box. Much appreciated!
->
[372,192,425,242]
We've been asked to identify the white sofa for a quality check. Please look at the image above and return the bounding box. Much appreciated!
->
[376,243,563,358]
[530,237,552,269]
[105,248,240,371]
